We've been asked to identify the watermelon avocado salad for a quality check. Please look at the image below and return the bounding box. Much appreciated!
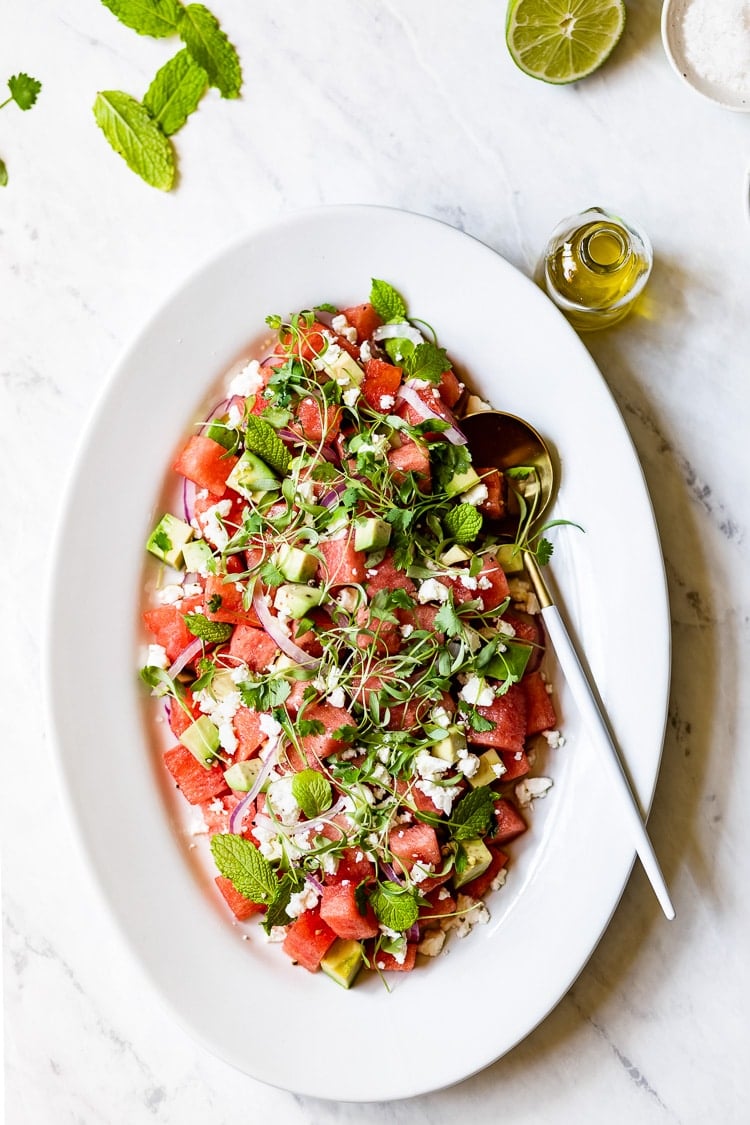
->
[140,279,564,989]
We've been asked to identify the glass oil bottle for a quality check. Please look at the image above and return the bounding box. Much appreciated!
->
[539,206,653,331]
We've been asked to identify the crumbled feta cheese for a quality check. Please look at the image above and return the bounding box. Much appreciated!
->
[187,808,208,836]
[359,339,373,363]
[200,499,233,551]
[400,622,414,639]
[311,331,340,370]
[379,394,395,410]
[460,482,489,507]
[418,929,446,957]
[438,887,451,901]
[286,881,321,919]
[371,762,390,786]
[407,377,431,390]
[453,894,490,938]
[230,359,264,397]
[411,862,434,884]
[492,762,507,778]
[417,578,450,604]
[459,574,478,591]
[263,925,288,943]
[477,575,493,591]
[218,721,238,755]
[327,686,346,709]
[458,753,481,778]
[415,751,451,778]
[464,394,492,414]
[182,582,203,599]
[266,776,300,826]
[147,643,169,669]
[543,730,565,749]
[496,619,516,637]
[156,584,184,605]
[490,867,507,892]
[415,779,462,815]
[259,712,282,740]
[227,402,243,429]
[515,777,553,807]
[430,705,452,729]
[342,385,361,407]
[230,663,250,684]
[459,675,494,708]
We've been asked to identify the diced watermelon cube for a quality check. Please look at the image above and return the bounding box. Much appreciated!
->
[355,606,402,656]
[163,745,229,805]
[490,798,527,845]
[437,368,463,408]
[317,537,367,586]
[341,303,382,340]
[215,875,265,921]
[461,847,508,899]
[475,467,506,520]
[364,552,417,599]
[362,358,402,410]
[143,605,193,663]
[299,703,354,760]
[167,690,198,738]
[327,847,376,886]
[229,624,279,672]
[388,823,442,873]
[447,555,510,611]
[200,793,241,833]
[276,321,328,362]
[282,907,337,972]
[387,441,431,489]
[294,397,342,444]
[499,749,530,781]
[204,575,260,627]
[319,884,379,940]
[233,706,264,760]
[418,886,456,921]
[374,943,418,972]
[172,435,238,497]
[522,670,558,735]
[470,683,528,752]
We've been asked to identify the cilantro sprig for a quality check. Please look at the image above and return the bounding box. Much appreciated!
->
[0,73,42,186]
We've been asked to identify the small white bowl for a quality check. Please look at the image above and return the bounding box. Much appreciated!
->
[661,0,750,112]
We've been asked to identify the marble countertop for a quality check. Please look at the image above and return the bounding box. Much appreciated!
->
[3,1,749,1121]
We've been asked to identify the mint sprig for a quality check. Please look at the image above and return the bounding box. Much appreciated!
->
[93,90,175,190]
[210,834,278,904]
[370,883,419,933]
[178,3,242,98]
[402,341,450,385]
[449,787,494,841]
[444,503,482,544]
[100,0,183,37]
[184,612,233,643]
[143,49,208,135]
[370,279,407,324]
[291,769,332,819]
[244,415,291,476]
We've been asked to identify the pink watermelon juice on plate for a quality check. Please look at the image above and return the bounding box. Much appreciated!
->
[140,279,561,989]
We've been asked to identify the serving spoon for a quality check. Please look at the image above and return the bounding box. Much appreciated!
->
[460,410,675,921]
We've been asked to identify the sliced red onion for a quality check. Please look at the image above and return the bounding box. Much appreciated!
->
[182,476,196,524]
[380,861,404,885]
[168,636,202,678]
[229,744,279,833]
[320,482,347,508]
[252,588,320,669]
[372,322,424,346]
[406,921,420,942]
[396,385,467,446]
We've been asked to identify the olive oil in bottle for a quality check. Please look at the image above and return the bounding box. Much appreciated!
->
[539,207,653,331]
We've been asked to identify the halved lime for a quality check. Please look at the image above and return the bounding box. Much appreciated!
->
[506,0,626,84]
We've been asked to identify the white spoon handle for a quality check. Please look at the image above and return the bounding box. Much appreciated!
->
[524,557,675,920]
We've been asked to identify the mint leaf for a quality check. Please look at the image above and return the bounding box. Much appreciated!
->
[370,279,407,324]
[100,0,184,38]
[184,612,233,643]
[444,503,482,545]
[262,872,301,932]
[450,787,494,841]
[291,768,332,818]
[178,4,242,98]
[403,341,450,385]
[210,834,278,903]
[0,159,7,187]
[143,49,207,135]
[370,883,419,932]
[244,415,291,476]
[93,90,175,190]
[7,73,42,110]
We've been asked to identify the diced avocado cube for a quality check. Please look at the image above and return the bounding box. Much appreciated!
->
[440,544,474,566]
[277,545,318,583]
[226,451,279,500]
[353,517,391,553]
[320,939,364,989]
[274,583,325,620]
[445,466,482,498]
[324,351,364,387]
[179,715,220,767]
[223,759,263,792]
[496,543,524,574]
[468,748,505,789]
[205,419,237,450]
[432,726,467,764]
[182,539,215,575]
[210,670,238,700]
[272,654,317,681]
[146,513,193,568]
[453,838,493,889]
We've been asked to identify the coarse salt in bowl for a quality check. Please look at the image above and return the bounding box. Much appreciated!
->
[661,0,750,111]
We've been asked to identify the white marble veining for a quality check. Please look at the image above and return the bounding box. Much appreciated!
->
[3,0,749,1121]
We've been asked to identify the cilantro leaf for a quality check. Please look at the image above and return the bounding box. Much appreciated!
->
[184,612,233,644]
[466,707,495,733]
[450,787,494,841]
[239,676,291,711]
[434,599,463,638]
[93,90,175,190]
[207,593,222,612]
[262,872,301,933]
[259,557,285,588]
[291,769,332,818]
[402,341,450,385]
[370,278,407,323]
[444,503,482,545]
[101,0,184,37]
[296,718,326,738]
[0,159,7,187]
[143,49,207,135]
[7,73,42,111]
[370,883,419,933]
[244,415,291,476]
[151,528,172,551]
[535,537,553,566]
[210,834,278,903]
[178,3,242,98]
